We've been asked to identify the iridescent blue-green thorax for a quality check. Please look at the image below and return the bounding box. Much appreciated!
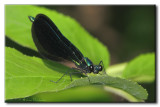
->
[84,57,93,67]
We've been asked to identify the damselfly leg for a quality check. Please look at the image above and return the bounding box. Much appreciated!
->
[99,61,106,75]
[50,68,90,83]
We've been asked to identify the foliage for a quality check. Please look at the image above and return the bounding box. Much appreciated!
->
[5,5,155,102]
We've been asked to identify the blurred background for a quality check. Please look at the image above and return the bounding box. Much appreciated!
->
[40,5,155,65]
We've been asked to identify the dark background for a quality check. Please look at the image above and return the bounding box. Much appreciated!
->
[41,5,155,65]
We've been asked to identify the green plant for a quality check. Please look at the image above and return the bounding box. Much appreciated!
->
[5,5,155,102]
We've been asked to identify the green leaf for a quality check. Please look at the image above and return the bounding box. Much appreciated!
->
[5,47,80,100]
[7,86,114,102]
[68,75,148,101]
[5,5,109,69]
[122,53,155,82]
[5,47,148,102]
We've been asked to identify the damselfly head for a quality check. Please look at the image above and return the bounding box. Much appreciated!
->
[93,65,103,74]
[85,57,103,74]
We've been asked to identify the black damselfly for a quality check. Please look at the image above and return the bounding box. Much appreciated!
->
[29,14,105,83]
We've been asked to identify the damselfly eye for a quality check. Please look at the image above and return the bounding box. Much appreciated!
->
[89,65,94,72]
[99,65,103,71]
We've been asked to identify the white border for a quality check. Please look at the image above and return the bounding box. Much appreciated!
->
[0,0,158,5]
[0,0,159,107]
